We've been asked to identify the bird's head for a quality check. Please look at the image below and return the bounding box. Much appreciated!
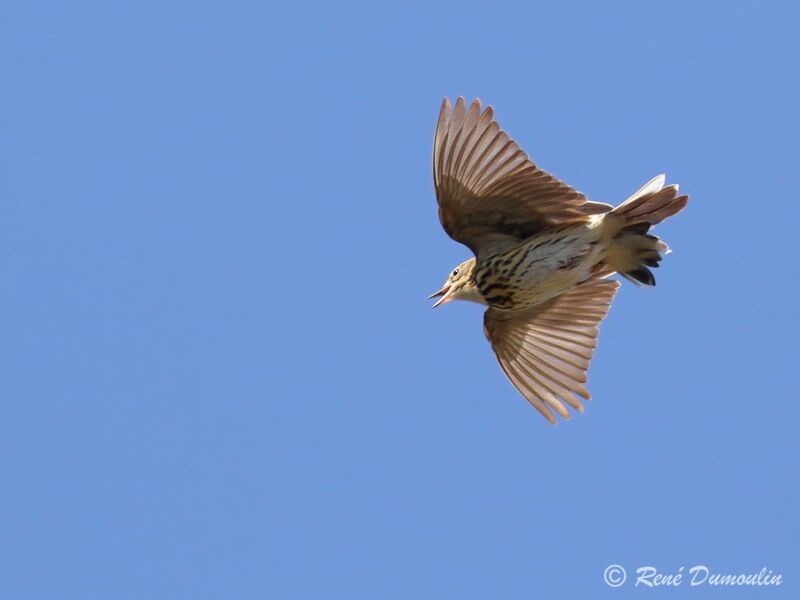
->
[428,258,483,307]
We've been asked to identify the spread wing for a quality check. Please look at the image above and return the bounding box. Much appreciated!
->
[483,279,620,423]
[433,97,611,257]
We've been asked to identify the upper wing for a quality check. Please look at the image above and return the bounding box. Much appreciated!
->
[483,279,620,423]
[433,97,611,257]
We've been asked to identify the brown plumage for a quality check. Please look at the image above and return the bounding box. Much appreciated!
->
[429,97,688,423]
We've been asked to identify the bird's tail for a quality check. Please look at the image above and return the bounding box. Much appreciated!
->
[603,175,688,286]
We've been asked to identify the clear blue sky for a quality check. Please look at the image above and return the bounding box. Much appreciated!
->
[2,2,798,598]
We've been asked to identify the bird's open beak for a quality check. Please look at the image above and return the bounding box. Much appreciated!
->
[428,285,454,308]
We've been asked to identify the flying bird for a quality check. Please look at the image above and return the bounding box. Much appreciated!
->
[429,97,688,423]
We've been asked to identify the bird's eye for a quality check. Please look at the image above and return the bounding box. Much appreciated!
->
[452,268,460,277]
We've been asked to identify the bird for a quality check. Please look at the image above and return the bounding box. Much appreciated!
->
[428,97,688,424]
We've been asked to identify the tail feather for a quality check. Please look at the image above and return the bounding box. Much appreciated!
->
[611,174,688,227]
[604,175,688,286]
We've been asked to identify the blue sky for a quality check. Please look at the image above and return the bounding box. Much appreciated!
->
[2,2,798,598]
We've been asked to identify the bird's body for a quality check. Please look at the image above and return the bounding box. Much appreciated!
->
[472,219,605,310]
[429,97,688,423]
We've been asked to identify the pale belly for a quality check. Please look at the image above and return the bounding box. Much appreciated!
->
[475,223,606,310]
